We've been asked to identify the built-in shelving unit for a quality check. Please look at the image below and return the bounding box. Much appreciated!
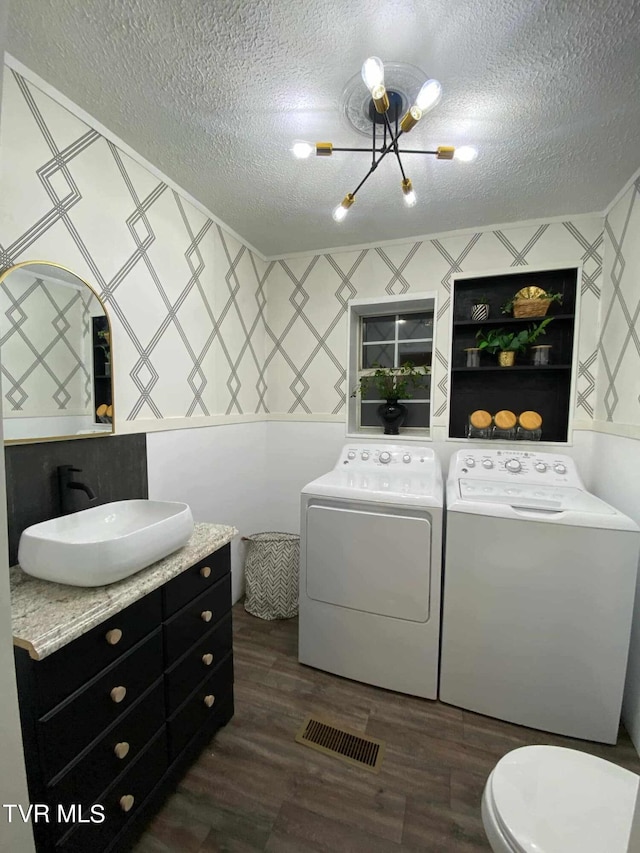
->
[453,313,575,327]
[449,268,578,442]
[452,365,572,373]
[92,316,112,422]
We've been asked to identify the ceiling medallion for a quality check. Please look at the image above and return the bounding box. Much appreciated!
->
[292,57,478,221]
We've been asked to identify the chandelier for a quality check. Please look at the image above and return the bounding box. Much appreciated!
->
[292,57,477,221]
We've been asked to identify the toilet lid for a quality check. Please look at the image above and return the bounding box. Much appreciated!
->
[489,745,639,853]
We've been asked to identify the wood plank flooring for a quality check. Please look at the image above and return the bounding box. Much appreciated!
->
[135,604,640,852]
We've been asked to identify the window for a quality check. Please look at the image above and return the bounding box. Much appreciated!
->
[346,294,437,437]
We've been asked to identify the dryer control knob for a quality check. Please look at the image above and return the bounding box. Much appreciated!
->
[347,451,356,460]
[505,459,521,473]
[554,463,567,474]
[535,462,547,473]
[465,457,476,467]
[379,451,392,464]
[482,459,494,469]
[361,451,370,460]
[403,454,411,464]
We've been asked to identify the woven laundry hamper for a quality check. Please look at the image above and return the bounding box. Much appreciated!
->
[242,532,300,620]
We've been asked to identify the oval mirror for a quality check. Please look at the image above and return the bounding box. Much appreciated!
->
[0,261,113,443]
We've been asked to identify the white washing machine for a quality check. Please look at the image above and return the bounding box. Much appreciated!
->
[440,448,640,743]
[298,444,443,699]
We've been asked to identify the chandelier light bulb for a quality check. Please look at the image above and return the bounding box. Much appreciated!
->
[292,140,314,159]
[333,193,355,222]
[400,104,423,133]
[401,178,417,207]
[361,56,389,113]
[454,145,478,162]
[415,79,442,113]
[404,189,417,207]
[361,56,385,92]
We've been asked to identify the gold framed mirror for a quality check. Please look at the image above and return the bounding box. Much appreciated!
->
[0,261,114,443]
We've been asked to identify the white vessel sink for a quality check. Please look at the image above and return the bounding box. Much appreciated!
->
[18,500,194,587]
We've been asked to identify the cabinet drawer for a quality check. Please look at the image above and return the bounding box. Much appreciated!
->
[162,544,230,617]
[56,726,168,853]
[167,652,234,761]
[35,589,162,715]
[164,574,231,665]
[39,629,163,781]
[48,678,165,833]
[165,613,232,715]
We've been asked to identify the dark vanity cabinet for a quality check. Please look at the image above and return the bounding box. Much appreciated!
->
[14,544,234,853]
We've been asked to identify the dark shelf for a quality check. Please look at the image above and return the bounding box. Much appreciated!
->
[454,313,574,327]
[453,365,572,373]
[449,268,579,442]
[92,315,112,423]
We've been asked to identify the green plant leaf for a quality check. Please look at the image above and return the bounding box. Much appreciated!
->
[352,360,431,400]
[475,318,554,355]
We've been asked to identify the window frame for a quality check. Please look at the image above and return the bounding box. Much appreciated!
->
[346,292,437,440]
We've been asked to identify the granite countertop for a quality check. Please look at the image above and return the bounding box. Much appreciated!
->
[11,522,238,661]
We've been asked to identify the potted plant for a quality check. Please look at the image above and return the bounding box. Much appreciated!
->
[476,318,552,366]
[502,287,563,318]
[471,294,490,321]
[351,361,430,434]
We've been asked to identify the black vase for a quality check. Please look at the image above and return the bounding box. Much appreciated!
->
[377,399,408,435]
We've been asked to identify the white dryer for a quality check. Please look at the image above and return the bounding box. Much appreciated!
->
[299,444,443,699]
[440,448,640,743]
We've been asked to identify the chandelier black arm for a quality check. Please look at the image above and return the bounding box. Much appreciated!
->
[349,138,400,198]
[350,165,377,197]
[328,146,440,154]
[372,118,376,168]
[400,149,439,154]
[341,124,440,199]
[383,114,407,182]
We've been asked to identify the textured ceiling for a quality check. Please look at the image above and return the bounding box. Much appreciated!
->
[8,0,640,256]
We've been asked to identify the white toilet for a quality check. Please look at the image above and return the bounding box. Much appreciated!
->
[482,746,640,852]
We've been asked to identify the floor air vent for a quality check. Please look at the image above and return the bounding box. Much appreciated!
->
[295,716,385,772]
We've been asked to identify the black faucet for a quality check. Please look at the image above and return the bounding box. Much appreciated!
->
[58,465,98,515]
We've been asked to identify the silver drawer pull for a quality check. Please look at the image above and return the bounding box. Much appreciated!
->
[105,628,122,645]
[200,566,212,578]
[204,694,215,708]
[202,653,214,666]
[201,610,213,623]
[114,741,130,760]
[110,685,127,703]
[119,794,135,813]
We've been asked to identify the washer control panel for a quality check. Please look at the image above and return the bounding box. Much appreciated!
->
[458,479,569,509]
[453,448,582,487]
[339,445,434,471]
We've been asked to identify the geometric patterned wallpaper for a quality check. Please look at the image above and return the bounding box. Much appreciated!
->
[0,69,269,423]
[1,63,626,437]
[264,217,604,427]
[598,177,640,427]
[0,269,95,418]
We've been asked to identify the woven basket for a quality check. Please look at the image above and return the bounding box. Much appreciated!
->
[243,532,299,620]
[512,297,552,318]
